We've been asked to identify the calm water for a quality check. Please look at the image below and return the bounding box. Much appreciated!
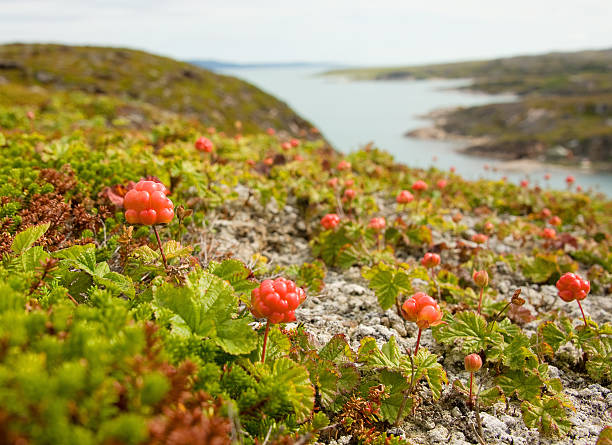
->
[222,67,612,195]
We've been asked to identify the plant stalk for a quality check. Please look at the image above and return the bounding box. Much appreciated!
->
[576,300,588,327]
[152,225,168,271]
[261,321,271,363]
[469,372,474,408]
[478,287,484,315]
[414,328,422,355]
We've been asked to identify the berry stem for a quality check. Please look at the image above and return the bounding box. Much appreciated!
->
[414,328,422,355]
[478,287,484,315]
[430,268,440,299]
[468,372,474,409]
[152,225,168,271]
[261,321,271,363]
[576,300,588,327]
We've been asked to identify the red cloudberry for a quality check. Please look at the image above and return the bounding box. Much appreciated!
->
[566,175,575,184]
[368,217,386,231]
[290,138,300,147]
[556,272,590,327]
[396,190,414,204]
[343,188,356,200]
[401,292,443,354]
[436,179,447,189]
[337,160,351,171]
[549,216,562,226]
[251,277,306,324]
[321,213,340,230]
[541,228,556,239]
[464,353,482,372]
[472,233,488,244]
[412,180,428,192]
[124,180,174,225]
[195,136,213,152]
[251,278,306,362]
[421,252,440,269]
[473,270,489,315]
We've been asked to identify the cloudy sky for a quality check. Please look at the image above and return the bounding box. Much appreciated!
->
[1,0,611,65]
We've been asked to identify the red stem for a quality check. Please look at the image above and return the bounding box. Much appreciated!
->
[577,300,588,327]
[478,287,484,315]
[469,372,474,408]
[261,321,271,363]
[414,328,422,355]
[152,225,168,271]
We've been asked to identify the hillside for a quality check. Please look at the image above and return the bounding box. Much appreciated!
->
[0,44,611,445]
[0,43,314,135]
[327,49,612,168]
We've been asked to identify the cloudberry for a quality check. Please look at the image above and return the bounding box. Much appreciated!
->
[124,180,174,225]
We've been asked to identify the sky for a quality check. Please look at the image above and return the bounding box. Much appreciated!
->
[1,0,611,65]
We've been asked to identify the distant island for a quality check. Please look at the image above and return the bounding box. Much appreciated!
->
[326,49,612,171]
[189,60,343,71]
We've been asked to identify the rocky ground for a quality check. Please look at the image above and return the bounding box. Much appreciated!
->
[196,187,612,445]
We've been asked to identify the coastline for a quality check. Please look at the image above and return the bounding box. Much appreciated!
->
[406,107,612,174]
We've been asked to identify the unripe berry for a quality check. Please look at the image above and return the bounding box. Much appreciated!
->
[368,217,386,231]
[321,213,340,230]
[396,190,414,204]
[124,180,174,225]
[421,252,440,269]
[566,175,575,184]
[344,179,355,187]
[343,188,356,200]
[484,222,494,233]
[520,180,529,188]
[556,272,590,302]
[327,177,339,188]
[412,180,428,192]
[281,142,291,151]
[452,212,463,223]
[473,270,489,288]
[290,138,300,147]
[541,228,556,239]
[548,216,562,226]
[337,160,351,171]
[266,127,276,135]
[541,208,551,218]
[401,292,443,329]
[436,179,447,189]
[472,233,488,244]
[195,136,213,152]
[464,353,482,372]
[251,277,306,324]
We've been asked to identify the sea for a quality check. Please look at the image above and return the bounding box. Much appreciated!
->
[220,66,612,196]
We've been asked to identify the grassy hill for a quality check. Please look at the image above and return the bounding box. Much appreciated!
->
[328,49,612,167]
[0,43,314,135]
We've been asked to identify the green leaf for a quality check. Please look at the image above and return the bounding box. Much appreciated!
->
[412,348,447,400]
[156,285,213,336]
[163,240,193,260]
[319,334,355,363]
[18,246,49,273]
[584,336,612,383]
[597,426,612,445]
[497,369,542,401]
[358,336,402,368]
[379,369,411,423]
[433,311,503,354]
[95,272,135,299]
[521,395,571,437]
[271,358,315,423]
[502,332,538,370]
[317,366,340,410]
[362,263,411,310]
[537,321,570,354]
[215,318,257,355]
[208,259,257,295]
[11,223,50,254]
[479,385,505,408]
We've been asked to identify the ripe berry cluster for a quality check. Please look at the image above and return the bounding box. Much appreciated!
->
[251,277,306,324]
[401,292,443,330]
[124,180,174,225]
